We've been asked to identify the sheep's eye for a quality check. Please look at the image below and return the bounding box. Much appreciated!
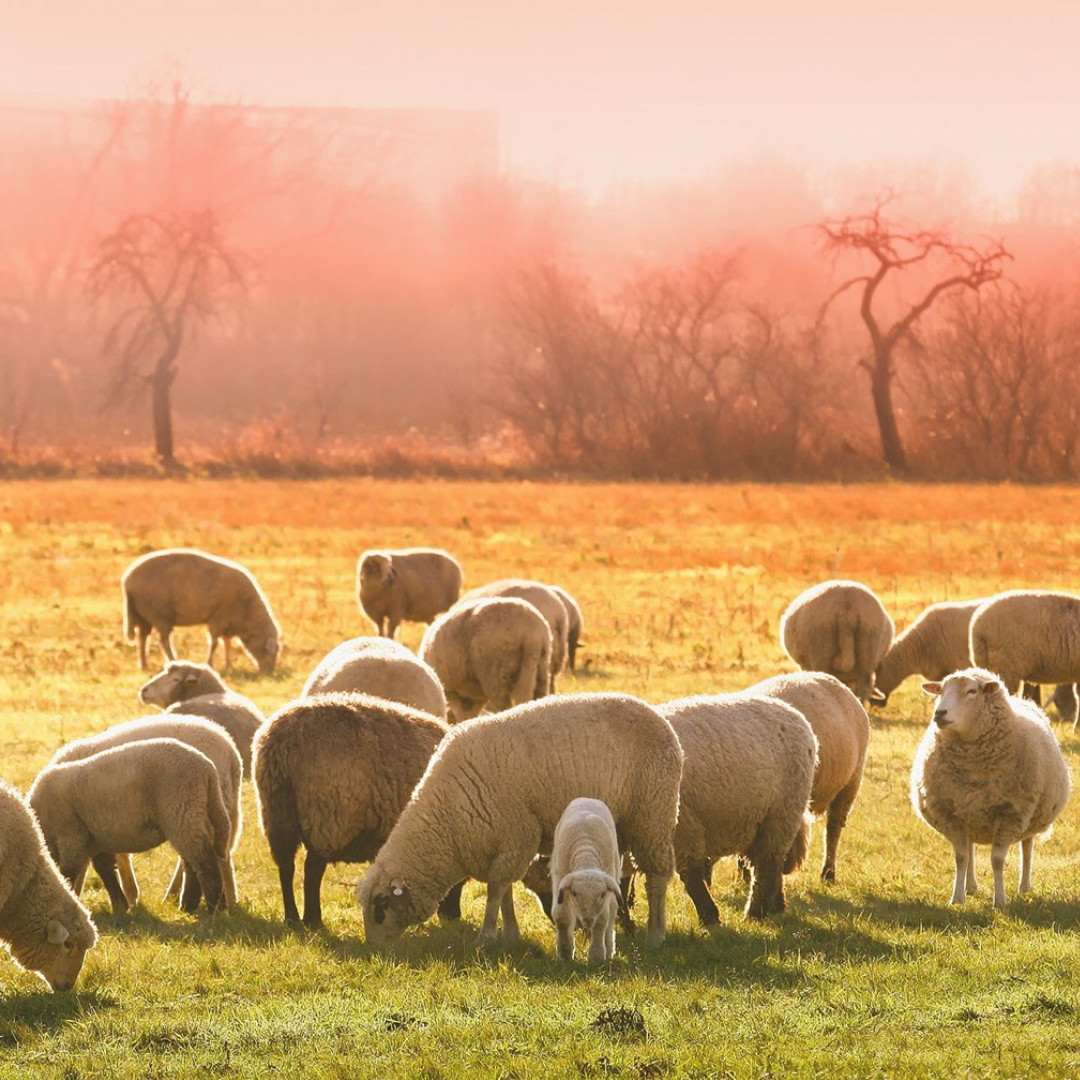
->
[62,941,74,951]
[966,688,977,696]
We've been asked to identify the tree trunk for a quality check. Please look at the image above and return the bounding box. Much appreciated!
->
[869,347,908,475]
[151,343,180,466]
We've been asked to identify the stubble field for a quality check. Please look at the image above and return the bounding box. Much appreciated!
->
[2,479,1080,1079]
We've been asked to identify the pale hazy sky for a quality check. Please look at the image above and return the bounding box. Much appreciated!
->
[4,0,1078,193]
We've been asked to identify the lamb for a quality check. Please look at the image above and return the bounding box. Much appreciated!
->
[138,660,265,773]
[0,781,97,991]
[749,672,869,882]
[912,668,1070,908]
[419,597,552,722]
[658,692,817,921]
[30,738,234,914]
[301,637,448,719]
[550,798,622,963]
[252,694,451,928]
[356,692,682,950]
[122,548,282,673]
[458,579,570,682]
[357,548,463,639]
[50,715,242,912]
[779,579,895,704]
[550,585,585,671]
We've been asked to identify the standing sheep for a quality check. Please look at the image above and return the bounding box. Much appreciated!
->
[912,668,1070,908]
[122,549,282,674]
[357,693,682,950]
[357,548,463,639]
[301,637,448,719]
[0,781,97,991]
[30,739,234,915]
[750,672,869,882]
[550,585,585,671]
[780,580,894,704]
[138,660,265,773]
[253,694,451,929]
[550,798,622,963]
[459,580,570,683]
[659,693,817,921]
[419,598,552,722]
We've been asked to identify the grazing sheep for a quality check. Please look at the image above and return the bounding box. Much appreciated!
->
[419,597,552,722]
[139,660,265,773]
[780,580,895,703]
[357,548,463,639]
[750,672,869,882]
[122,548,282,673]
[357,692,682,950]
[30,739,234,915]
[1047,682,1079,730]
[301,637,448,719]
[253,694,450,928]
[550,586,585,671]
[459,580,570,682]
[550,798,622,963]
[912,668,1070,908]
[51,715,242,912]
[0,781,97,991]
[659,693,817,921]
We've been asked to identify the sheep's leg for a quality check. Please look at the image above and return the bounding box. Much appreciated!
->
[277,853,301,923]
[116,853,140,907]
[159,627,176,662]
[746,859,784,920]
[180,862,204,911]
[73,866,87,895]
[587,919,608,965]
[91,853,130,915]
[1019,836,1034,894]
[386,616,401,640]
[949,837,970,905]
[605,905,617,960]
[302,850,327,928]
[500,887,521,945]
[555,916,575,961]
[437,879,466,921]
[206,634,218,667]
[822,776,860,883]
[136,626,150,670]
[618,872,635,935]
[990,840,1009,910]
[1022,682,1042,706]
[643,871,669,947]
[476,880,513,949]
[966,843,978,896]
[679,861,719,926]
[220,856,238,908]
[163,858,184,902]
[224,637,235,671]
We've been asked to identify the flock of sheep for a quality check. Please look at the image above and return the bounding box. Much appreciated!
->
[2,547,1077,992]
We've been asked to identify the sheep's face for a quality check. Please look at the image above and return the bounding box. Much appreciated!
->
[922,669,1003,739]
[552,870,621,934]
[359,554,394,592]
[11,915,96,992]
[139,663,215,706]
[246,634,279,675]
[357,872,431,946]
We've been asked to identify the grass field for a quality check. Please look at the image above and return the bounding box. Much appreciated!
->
[3,479,1080,1079]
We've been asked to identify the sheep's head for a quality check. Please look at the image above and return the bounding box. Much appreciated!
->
[11,910,97,992]
[552,869,621,935]
[139,661,224,706]
[922,668,1006,739]
[356,869,434,946]
[359,553,395,592]
[244,633,280,675]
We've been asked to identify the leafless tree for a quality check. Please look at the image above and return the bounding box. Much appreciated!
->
[86,209,246,465]
[819,192,1011,474]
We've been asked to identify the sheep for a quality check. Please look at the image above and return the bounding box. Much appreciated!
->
[550,798,622,963]
[1048,682,1079,729]
[419,597,552,723]
[658,692,817,921]
[301,637,448,719]
[252,693,451,929]
[138,660,265,773]
[357,548,463,639]
[30,738,234,915]
[779,579,895,704]
[458,579,570,683]
[749,672,869,882]
[122,548,282,674]
[0,781,97,991]
[356,692,683,950]
[50,715,242,912]
[550,585,585,671]
[912,668,1070,908]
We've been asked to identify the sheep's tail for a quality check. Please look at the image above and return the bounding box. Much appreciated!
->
[251,729,300,864]
[123,583,137,641]
[833,614,857,673]
[783,814,812,875]
[205,775,232,861]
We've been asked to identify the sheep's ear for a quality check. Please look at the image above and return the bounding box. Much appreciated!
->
[921,682,943,696]
[982,679,1002,696]
[46,920,69,945]
[604,875,623,905]
[869,687,887,704]
[556,888,565,908]
[182,673,200,685]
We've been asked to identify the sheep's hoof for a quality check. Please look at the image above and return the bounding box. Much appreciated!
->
[302,916,323,930]
[820,867,836,884]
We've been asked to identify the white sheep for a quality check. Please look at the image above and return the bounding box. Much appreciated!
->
[0,781,97,991]
[750,672,869,882]
[419,597,552,722]
[122,548,282,673]
[550,798,622,963]
[356,692,683,950]
[301,637,448,719]
[30,739,234,914]
[780,579,895,704]
[138,660,265,773]
[357,548,463,639]
[912,668,1070,908]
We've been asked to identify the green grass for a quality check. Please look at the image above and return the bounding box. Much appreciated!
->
[1,479,1080,1078]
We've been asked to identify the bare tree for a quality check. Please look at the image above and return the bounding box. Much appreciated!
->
[86,209,246,465]
[819,193,1011,474]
